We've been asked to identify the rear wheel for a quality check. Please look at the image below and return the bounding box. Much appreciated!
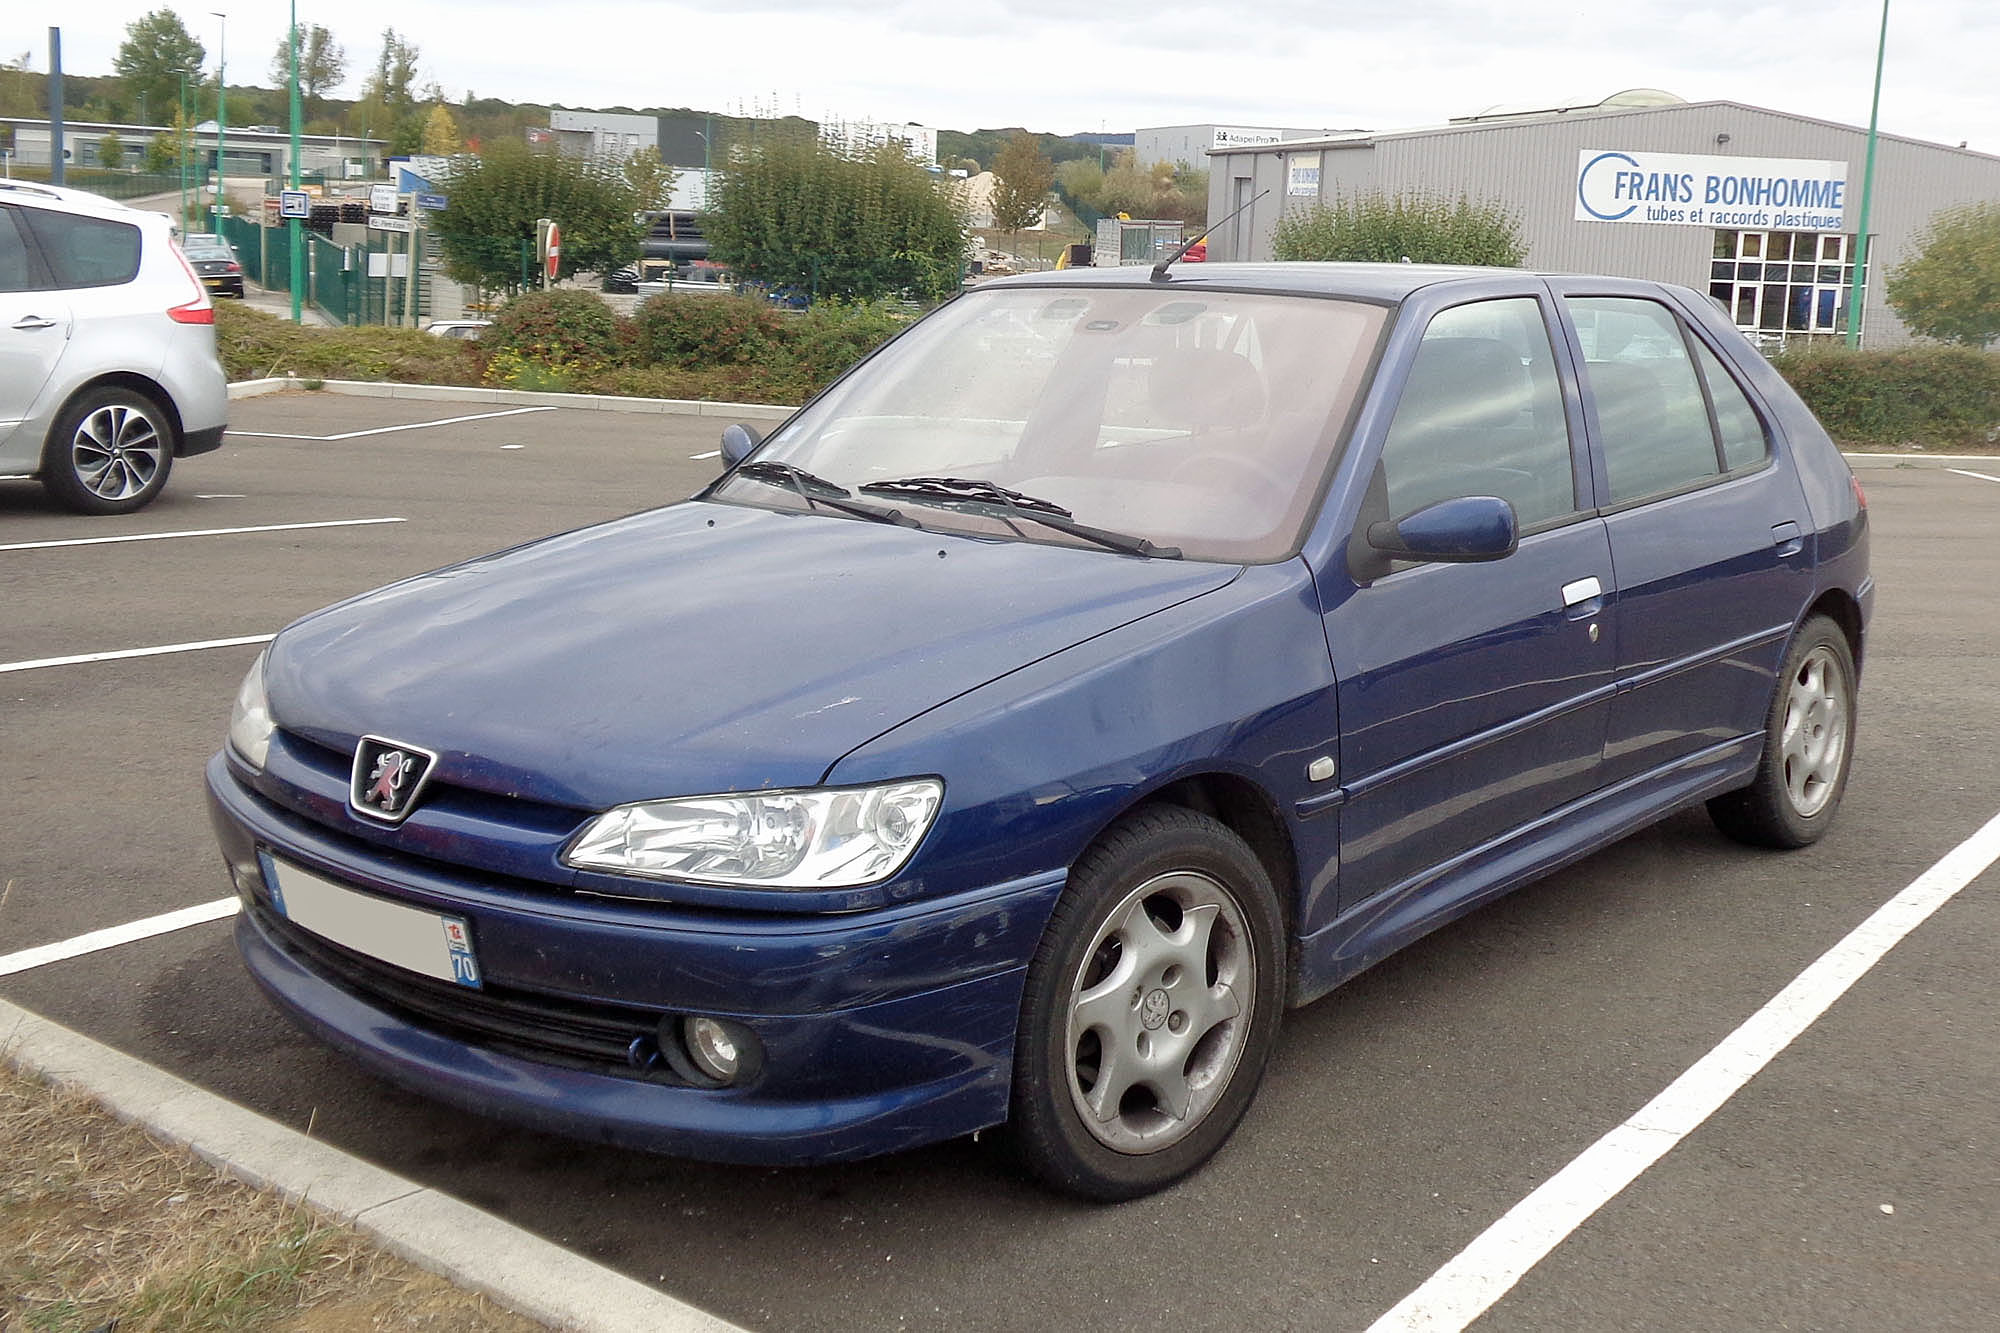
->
[43,387,175,515]
[1010,806,1284,1201]
[1708,615,1856,848]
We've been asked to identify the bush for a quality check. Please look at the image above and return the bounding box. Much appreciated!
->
[214,304,479,385]
[1272,192,1526,266]
[633,293,786,367]
[784,299,911,386]
[484,289,628,370]
[1772,343,2000,446]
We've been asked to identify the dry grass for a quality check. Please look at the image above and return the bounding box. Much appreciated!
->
[0,1060,547,1333]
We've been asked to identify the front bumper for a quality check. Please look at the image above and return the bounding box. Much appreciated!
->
[207,752,1067,1164]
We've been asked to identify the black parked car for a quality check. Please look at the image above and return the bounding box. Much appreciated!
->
[181,233,245,299]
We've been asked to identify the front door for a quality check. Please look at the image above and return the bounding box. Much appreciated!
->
[1319,293,1615,911]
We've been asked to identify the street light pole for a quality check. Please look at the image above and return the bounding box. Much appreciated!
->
[288,0,303,322]
[1845,0,1889,349]
[210,11,227,234]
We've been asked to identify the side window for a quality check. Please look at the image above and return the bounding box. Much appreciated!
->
[1568,296,1718,503]
[0,209,36,293]
[1379,297,1577,528]
[1692,338,1770,471]
[18,209,142,289]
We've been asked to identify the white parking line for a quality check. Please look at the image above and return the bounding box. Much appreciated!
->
[1946,467,2000,485]
[691,450,721,460]
[0,897,239,978]
[0,516,404,553]
[0,633,274,675]
[1367,806,2000,1333]
[231,406,556,441]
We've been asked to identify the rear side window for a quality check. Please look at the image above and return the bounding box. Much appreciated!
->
[1569,297,1721,504]
[19,209,142,288]
[0,209,34,292]
[1378,297,1579,529]
[1692,338,1771,471]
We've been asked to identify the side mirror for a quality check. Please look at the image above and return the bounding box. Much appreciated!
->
[1366,495,1518,564]
[719,423,762,468]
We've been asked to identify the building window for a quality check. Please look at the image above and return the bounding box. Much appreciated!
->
[1708,229,1864,346]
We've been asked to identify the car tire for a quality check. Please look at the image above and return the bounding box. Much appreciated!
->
[42,386,177,515]
[1708,615,1857,848]
[1010,805,1285,1201]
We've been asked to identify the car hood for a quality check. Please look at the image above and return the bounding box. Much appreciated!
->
[267,500,1240,809]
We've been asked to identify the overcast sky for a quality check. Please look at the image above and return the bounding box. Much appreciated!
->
[23,1,2000,154]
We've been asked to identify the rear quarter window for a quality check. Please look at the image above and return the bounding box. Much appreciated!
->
[20,209,143,288]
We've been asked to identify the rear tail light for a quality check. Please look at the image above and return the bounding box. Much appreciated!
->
[226,262,241,273]
[167,244,215,324]
[1851,475,1868,510]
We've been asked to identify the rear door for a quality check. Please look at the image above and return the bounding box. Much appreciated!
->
[1550,279,1816,786]
[0,206,73,461]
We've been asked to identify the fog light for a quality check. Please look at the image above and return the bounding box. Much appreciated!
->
[683,1016,743,1083]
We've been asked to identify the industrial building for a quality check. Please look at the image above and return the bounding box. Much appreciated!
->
[1205,91,2000,347]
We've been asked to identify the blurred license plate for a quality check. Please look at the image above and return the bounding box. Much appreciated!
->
[260,854,481,988]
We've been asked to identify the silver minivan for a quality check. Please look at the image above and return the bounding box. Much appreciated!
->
[0,181,229,514]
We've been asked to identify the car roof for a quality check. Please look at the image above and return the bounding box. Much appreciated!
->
[981,261,1570,303]
[0,179,148,220]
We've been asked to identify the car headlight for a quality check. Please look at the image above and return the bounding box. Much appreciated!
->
[227,650,275,770]
[564,780,943,889]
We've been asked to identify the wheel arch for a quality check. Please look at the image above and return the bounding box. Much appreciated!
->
[1126,772,1300,942]
[40,373,185,472]
[1804,587,1864,675]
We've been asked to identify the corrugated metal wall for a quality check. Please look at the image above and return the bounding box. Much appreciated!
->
[1208,101,2000,346]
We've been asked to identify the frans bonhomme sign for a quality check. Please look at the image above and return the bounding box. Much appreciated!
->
[1575,150,1849,231]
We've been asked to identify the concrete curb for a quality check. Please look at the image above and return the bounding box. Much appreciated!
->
[0,994,744,1333]
[228,377,794,422]
[1842,452,1999,470]
[223,379,1993,468]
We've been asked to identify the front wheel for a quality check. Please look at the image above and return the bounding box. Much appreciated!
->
[43,387,175,515]
[1010,806,1285,1201]
[1708,615,1857,848]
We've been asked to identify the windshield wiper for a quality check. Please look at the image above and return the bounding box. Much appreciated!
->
[858,475,1182,559]
[733,460,920,528]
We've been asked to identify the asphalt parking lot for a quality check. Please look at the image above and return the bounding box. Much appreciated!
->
[4,393,1998,1331]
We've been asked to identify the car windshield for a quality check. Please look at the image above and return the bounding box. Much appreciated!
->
[184,242,231,260]
[711,285,1387,563]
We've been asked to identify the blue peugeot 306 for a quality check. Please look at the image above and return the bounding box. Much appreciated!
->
[207,262,1870,1200]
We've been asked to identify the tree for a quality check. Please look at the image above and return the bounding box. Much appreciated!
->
[145,105,192,172]
[271,24,345,114]
[429,142,642,294]
[621,146,680,212]
[1886,201,2000,347]
[420,103,462,156]
[1271,191,1525,266]
[361,28,421,115]
[112,10,205,124]
[705,131,969,302]
[1055,150,1207,227]
[990,132,1056,242]
[96,130,125,170]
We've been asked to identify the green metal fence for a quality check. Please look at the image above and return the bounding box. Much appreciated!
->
[10,166,185,202]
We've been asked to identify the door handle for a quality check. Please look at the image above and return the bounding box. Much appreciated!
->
[1772,520,1804,558]
[1561,576,1603,609]
[11,315,58,331]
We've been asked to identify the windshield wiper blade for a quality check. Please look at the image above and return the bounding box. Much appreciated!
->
[733,460,921,528]
[858,475,1073,518]
[858,475,1181,559]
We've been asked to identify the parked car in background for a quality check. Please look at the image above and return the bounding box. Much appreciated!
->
[1,180,227,514]
[181,232,246,299]
[208,262,1868,1200]
[424,319,491,341]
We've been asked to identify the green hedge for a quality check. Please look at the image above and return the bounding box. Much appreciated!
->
[221,300,1998,451]
[218,291,916,405]
[1770,344,2000,447]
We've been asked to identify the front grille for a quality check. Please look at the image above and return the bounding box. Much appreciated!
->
[250,899,689,1085]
